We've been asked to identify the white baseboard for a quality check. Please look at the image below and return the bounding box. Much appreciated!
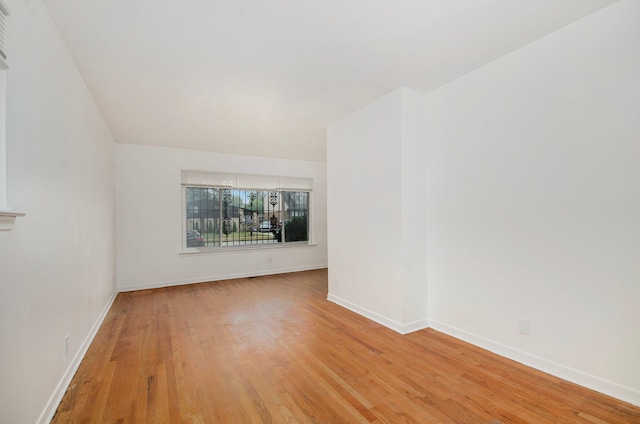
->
[428,319,640,407]
[321,298,640,407]
[35,276,639,424]
[327,294,409,334]
[118,264,328,292]
[326,295,429,335]
[401,318,430,334]
[37,290,118,424]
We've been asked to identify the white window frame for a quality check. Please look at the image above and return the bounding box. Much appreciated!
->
[180,171,314,253]
[0,0,25,231]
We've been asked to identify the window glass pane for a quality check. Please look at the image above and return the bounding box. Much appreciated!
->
[186,187,219,247]
[220,189,277,246]
[284,191,309,242]
[237,190,278,246]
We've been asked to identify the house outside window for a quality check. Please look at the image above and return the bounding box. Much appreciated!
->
[182,171,311,251]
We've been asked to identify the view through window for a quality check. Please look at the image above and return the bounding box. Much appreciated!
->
[185,187,309,249]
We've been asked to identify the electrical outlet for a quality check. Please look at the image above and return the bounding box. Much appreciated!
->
[64,335,70,354]
[333,278,339,288]
[519,319,530,336]
[268,257,272,263]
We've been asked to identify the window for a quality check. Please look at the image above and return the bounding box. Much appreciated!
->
[0,0,8,68]
[0,0,24,231]
[181,171,312,250]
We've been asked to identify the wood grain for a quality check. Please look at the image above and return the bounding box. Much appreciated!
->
[52,269,640,423]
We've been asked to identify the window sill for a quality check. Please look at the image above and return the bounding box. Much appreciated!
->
[179,241,316,255]
[0,211,26,231]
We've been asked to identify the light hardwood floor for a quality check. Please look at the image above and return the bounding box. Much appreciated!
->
[52,269,640,423]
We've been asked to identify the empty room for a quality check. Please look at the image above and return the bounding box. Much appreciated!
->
[0,0,638,422]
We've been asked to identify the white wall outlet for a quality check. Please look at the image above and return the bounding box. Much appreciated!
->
[519,319,530,335]
[333,278,339,288]
[268,257,272,263]
[64,335,70,354]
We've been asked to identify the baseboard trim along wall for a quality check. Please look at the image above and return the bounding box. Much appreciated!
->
[37,274,638,422]
[401,318,430,335]
[327,295,429,335]
[37,290,118,424]
[327,294,405,334]
[326,296,639,407]
[428,319,640,408]
[38,266,327,422]
[118,264,328,292]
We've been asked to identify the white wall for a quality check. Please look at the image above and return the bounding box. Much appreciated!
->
[0,0,117,423]
[327,88,428,333]
[326,0,639,406]
[425,0,639,404]
[116,143,327,291]
[327,90,404,326]
[400,88,428,327]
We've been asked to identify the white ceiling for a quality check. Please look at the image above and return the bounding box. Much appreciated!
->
[42,0,617,162]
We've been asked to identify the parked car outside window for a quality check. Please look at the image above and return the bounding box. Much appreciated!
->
[187,230,205,247]
[258,221,272,232]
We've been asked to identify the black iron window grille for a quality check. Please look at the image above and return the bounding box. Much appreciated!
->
[185,187,309,248]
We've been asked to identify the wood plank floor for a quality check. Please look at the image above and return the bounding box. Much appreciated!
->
[52,269,640,423]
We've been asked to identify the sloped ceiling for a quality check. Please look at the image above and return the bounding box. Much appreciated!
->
[42,0,617,161]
